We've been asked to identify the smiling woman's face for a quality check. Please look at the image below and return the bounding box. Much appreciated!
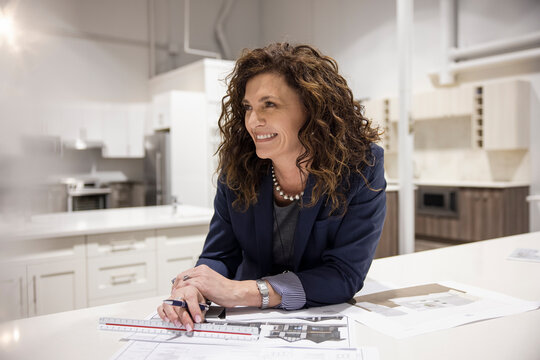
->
[243,72,307,164]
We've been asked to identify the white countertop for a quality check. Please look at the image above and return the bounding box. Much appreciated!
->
[386,179,529,188]
[1,231,538,359]
[0,205,214,242]
[386,184,399,192]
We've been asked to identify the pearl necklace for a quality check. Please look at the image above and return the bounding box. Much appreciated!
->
[271,166,304,201]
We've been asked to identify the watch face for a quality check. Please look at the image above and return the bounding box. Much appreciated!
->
[257,280,270,308]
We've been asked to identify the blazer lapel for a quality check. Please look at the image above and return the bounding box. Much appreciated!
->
[253,172,274,277]
[293,174,323,271]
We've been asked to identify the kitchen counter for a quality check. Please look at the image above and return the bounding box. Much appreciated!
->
[386,179,529,188]
[0,205,214,242]
[1,231,538,360]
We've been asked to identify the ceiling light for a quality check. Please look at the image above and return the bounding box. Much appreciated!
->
[0,7,17,49]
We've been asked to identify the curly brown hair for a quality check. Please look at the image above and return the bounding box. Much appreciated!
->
[217,43,381,214]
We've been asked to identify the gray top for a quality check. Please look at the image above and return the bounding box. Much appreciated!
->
[272,200,300,274]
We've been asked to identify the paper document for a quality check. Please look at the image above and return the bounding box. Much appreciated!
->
[123,310,355,349]
[106,308,379,360]
[327,280,540,339]
[508,248,540,263]
[111,342,378,360]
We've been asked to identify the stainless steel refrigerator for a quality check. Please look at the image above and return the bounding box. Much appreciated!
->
[144,132,171,206]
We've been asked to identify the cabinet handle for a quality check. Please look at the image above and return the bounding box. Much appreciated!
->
[32,275,37,313]
[19,277,23,309]
[110,241,136,252]
[111,273,137,285]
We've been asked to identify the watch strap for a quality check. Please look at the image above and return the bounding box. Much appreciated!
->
[256,279,270,309]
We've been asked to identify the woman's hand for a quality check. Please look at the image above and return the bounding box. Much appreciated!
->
[173,265,264,308]
[157,284,207,332]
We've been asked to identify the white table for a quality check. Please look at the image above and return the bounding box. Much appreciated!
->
[1,232,539,359]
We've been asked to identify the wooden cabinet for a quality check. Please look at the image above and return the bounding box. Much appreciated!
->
[482,80,530,150]
[411,87,474,120]
[375,190,399,258]
[156,226,208,295]
[416,187,529,242]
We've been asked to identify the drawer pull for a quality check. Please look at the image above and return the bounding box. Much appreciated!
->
[110,273,137,285]
[110,241,136,252]
[19,277,23,309]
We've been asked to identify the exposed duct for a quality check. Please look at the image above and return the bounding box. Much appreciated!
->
[183,0,221,59]
[436,0,540,85]
[215,0,235,60]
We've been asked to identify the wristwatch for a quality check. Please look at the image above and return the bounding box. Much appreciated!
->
[256,279,269,309]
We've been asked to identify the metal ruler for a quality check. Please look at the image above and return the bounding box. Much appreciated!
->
[98,317,259,341]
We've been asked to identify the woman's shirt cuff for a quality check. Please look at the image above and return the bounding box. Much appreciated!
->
[264,272,306,310]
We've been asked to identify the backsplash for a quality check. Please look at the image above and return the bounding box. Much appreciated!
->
[384,149,529,183]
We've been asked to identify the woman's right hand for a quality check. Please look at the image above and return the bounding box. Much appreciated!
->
[157,284,207,332]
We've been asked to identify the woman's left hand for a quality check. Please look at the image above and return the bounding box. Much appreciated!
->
[172,265,257,308]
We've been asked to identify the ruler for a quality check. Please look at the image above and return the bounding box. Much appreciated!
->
[98,317,259,341]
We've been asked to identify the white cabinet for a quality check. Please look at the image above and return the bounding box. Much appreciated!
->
[86,230,157,306]
[168,91,217,208]
[483,80,530,150]
[0,236,86,321]
[151,92,173,131]
[102,104,146,158]
[44,103,104,145]
[156,226,208,295]
[0,264,27,322]
[87,252,156,305]
[149,59,235,208]
[27,259,86,317]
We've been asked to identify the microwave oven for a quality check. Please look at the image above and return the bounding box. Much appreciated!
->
[416,186,459,217]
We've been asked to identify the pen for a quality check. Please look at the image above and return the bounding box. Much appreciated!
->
[163,299,210,312]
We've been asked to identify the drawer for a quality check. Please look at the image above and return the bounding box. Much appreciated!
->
[156,226,208,252]
[0,236,85,263]
[156,226,207,295]
[87,252,156,300]
[87,230,155,258]
[88,290,157,307]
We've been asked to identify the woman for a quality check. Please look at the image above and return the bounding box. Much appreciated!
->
[158,43,386,331]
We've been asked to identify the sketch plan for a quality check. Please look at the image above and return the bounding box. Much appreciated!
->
[331,280,540,339]
[265,323,346,344]
[352,283,478,316]
[122,312,353,349]
[109,311,380,360]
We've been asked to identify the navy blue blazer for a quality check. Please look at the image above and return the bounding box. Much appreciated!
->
[196,144,386,307]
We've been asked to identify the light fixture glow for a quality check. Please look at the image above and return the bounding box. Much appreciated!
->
[0,8,17,49]
[75,138,88,150]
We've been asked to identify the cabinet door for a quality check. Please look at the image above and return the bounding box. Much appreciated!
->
[102,105,128,158]
[27,259,87,317]
[152,93,172,130]
[0,264,27,321]
[483,80,530,150]
[156,226,208,295]
[127,104,145,158]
